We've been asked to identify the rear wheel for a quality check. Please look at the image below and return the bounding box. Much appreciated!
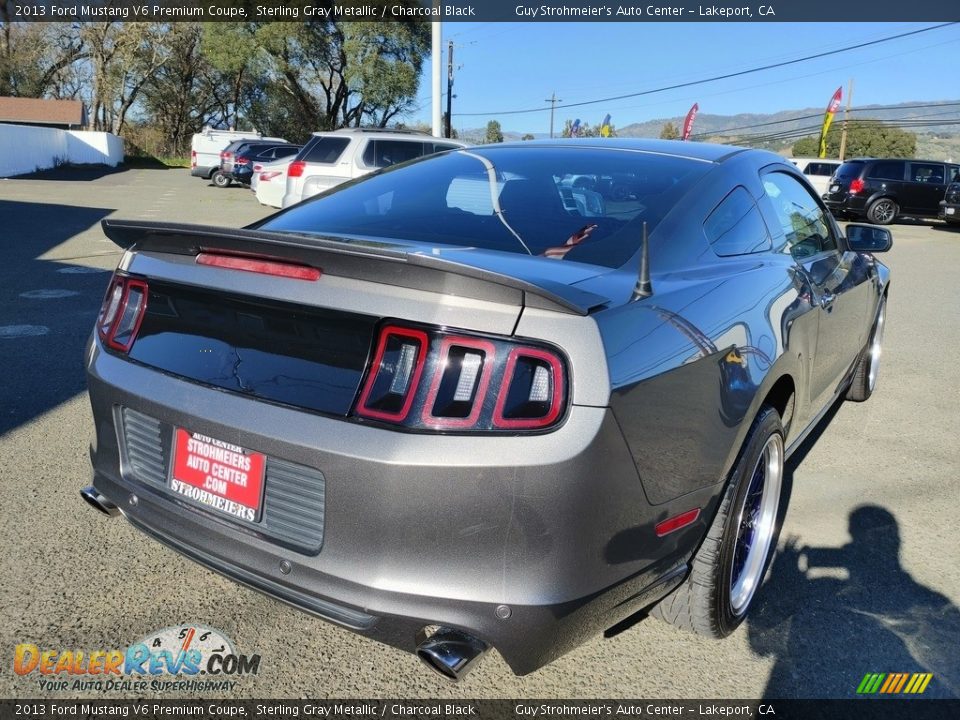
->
[652,407,785,637]
[867,198,898,225]
[212,171,231,188]
[846,297,886,402]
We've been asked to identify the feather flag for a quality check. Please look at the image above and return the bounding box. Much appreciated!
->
[682,103,699,141]
[818,87,843,158]
[570,119,582,137]
[600,114,612,138]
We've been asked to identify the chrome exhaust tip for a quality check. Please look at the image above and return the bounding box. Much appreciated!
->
[80,486,119,517]
[416,627,489,682]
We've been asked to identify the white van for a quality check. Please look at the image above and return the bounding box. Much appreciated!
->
[788,157,842,196]
[190,128,284,182]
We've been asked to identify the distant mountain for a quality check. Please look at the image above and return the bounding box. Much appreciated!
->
[616,100,960,151]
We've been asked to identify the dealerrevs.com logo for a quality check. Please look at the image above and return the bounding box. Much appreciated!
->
[14,625,260,693]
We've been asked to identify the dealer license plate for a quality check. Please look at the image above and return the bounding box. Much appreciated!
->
[170,428,266,523]
[946,207,956,215]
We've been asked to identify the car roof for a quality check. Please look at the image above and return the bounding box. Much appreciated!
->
[309,129,468,144]
[479,138,762,164]
[843,157,954,164]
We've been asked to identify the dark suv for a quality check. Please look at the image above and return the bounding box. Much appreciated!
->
[822,158,960,225]
[940,177,960,226]
[215,140,297,188]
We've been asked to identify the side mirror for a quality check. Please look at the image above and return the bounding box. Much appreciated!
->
[846,223,893,253]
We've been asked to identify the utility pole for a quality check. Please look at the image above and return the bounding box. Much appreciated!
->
[445,41,454,139]
[838,78,854,162]
[545,92,562,139]
[431,10,442,137]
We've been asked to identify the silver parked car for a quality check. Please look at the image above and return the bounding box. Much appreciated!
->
[84,140,891,681]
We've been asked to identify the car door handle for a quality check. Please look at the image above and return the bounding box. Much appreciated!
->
[819,291,836,309]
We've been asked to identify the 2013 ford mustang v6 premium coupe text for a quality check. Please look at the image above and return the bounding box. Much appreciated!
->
[83,140,891,680]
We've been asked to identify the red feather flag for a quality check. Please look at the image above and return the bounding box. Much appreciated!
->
[682,103,699,141]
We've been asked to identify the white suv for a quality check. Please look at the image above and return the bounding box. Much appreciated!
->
[281,128,467,208]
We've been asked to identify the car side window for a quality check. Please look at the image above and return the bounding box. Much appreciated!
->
[362,140,426,168]
[704,186,772,257]
[910,163,945,184]
[762,172,838,261]
[867,161,905,181]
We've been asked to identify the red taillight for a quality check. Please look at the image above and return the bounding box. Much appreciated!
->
[253,163,263,172]
[849,178,865,194]
[191,150,197,168]
[260,171,282,182]
[97,275,148,353]
[196,252,322,281]
[355,326,429,422]
[655,508,701,537]
[492,348,565,429]
[353,323,567,433]
[421,337,496,428]
[236,156,249,166]
[288,160,306,178]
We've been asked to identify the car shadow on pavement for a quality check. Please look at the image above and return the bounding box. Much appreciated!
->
[0,199,116,436]
[746,403,960,699]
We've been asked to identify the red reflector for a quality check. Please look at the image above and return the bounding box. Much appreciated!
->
[655,508,701,537]
[288,160,306,178]
[849,178,865,194]
[196,253,321,281]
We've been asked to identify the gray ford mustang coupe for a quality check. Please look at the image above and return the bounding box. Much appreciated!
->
[83,139,890,680]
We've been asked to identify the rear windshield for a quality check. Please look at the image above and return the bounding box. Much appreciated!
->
[256,146,710,268]
[301,136,351,164]
[834,162,864,180]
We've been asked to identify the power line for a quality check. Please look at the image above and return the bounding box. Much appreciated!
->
[455,23,958,118]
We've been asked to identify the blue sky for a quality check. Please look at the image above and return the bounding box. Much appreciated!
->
[410,22,960,134]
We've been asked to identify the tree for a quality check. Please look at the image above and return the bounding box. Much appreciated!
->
[0,21,85,98]
[485,120,503,144]
[791,121,916,159]
[521,133,535,141]
[660,121,680,140]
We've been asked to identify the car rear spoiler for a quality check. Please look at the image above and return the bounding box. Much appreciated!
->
[101,220,609,316]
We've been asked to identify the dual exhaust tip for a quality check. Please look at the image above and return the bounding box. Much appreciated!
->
[416,627,489,682]
[80,486,120,517]
[81,486,487,681]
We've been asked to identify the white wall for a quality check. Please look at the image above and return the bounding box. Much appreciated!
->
[0,124,124,177]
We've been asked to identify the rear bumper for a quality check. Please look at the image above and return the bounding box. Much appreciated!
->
[939,200,960,222]
[190,166,214,178]
[822,193,867,217]
[86,339,712,674]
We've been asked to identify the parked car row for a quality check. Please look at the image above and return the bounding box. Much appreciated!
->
[191,127,468,210]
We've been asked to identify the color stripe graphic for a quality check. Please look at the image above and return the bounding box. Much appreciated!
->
[857,672,933,694]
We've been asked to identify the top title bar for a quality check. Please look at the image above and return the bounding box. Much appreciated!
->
[3,0,960,22]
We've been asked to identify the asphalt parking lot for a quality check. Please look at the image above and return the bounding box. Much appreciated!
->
[1,166,958,700]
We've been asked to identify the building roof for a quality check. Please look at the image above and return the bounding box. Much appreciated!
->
[0,96,86,127]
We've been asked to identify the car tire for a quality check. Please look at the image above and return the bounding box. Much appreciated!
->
[212,171,231,188]
[846,296,886,402]
[866,198,898,225]
[651,406,785,638]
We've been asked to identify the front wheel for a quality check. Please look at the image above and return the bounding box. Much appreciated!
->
[652,407,785,637]
[211,171,231,188]
[867,198,898,225]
